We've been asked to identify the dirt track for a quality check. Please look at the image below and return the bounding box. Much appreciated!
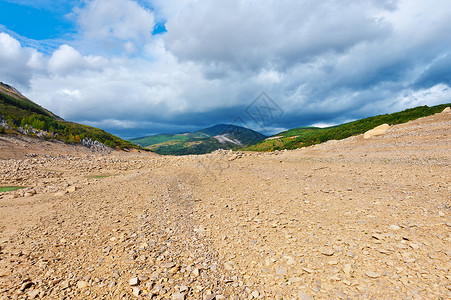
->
[0,111,450,299]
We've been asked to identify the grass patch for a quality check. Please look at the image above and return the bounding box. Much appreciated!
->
[0,186,25,192]
[86,174,112,179]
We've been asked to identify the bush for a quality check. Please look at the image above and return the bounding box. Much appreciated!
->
[0,127,5,134]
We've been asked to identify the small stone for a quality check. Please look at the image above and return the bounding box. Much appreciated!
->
[302,267,314,274]
[216,296,225,300]
[77,281,88,289]
[276,266,287,275]
[60,280,70,289]
[27,290,39,299]
[20,281,33,291]
[251,290,260,298]
[172,292,185,300]
[169,266,180,275]
[129,277,139,286]
[438,211,445,217]
[298,291,313,300]
[179,285,188,292]
[224,262,233,271]
[321,249,334,256]
[389,224,401,230]
[192,267,200,276]
[132,287,140,297]
[366,271,380,278]
[343,264,352,275]
[327,260,338,265]
[67,186,77,193]
[203,294,215,300]
[286,258,296,265]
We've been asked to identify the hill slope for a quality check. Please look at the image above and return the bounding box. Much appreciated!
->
[0,82,140,150]
[130,124,266,155]
[244,103,451,151]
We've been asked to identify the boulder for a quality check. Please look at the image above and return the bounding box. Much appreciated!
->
[364,124,390,139]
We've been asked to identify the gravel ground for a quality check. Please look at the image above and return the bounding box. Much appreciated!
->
[0,110,450,299]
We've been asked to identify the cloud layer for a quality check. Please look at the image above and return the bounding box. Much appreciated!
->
[1,0,451,138]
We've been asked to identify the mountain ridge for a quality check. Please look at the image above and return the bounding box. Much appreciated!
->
[0,82,141,150]
[130,123,266,155]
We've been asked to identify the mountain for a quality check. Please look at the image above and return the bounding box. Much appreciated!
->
[130,124,266,155]
[244,103,451,152]
[0,82,140,150]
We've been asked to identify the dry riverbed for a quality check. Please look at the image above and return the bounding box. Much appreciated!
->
[0,111,450,299]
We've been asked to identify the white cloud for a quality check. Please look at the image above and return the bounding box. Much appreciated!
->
[0,33,42,88]
[1,0,451,138]
[75,0,155,53]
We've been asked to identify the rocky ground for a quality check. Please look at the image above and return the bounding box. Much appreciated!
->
[0,110,450,299]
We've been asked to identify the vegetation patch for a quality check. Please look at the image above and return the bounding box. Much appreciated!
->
[86,174,112,179]
[0,186,26,193]
[244,103,451,152]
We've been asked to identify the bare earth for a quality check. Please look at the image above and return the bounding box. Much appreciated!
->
[0,111,450,299]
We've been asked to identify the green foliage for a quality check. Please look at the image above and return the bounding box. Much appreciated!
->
[136,124,267,155]
[131,133,190,147]
[0,127,5,134]
[245,103,451,152]
[0,85,143,150]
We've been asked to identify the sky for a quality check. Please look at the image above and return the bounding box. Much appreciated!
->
[1,0,451,139]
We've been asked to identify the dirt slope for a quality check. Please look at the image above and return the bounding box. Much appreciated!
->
[0,111,450,299]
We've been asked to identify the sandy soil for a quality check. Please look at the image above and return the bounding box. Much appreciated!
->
[0,111,450,299]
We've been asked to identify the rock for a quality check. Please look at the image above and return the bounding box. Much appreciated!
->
[66,186,77,193]
[171,292,186,300]
[302,267,314,274]
[179,284,188,292]
[321,249,335,256]
[77,281,88,289]
[251,290,260,298]
[298,291,313,300]
[224,262,234,271]
[169,266,180,275]
[132,287,140,297]
[129,277,139,286]
[203,294,215,300]
[343,264,352,276]
[27,290,40,299]
[364,124,390,139]
[442,106,451,113]
[286,257,296,265]
[389,224,401,230]
[192,267,200,276]
[366,271,380,278]
[276,266,288,275]
[60,280,70,289]
[20,281,33,291]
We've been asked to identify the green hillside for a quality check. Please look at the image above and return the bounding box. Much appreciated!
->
[130,133,192,147]
[130,124,266,155]
[0,82,141,150]
[244,103,451,152]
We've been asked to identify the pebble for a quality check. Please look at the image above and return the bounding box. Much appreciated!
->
[129,277,140,286]
[172,292,186,300]
[132,287,140,297]
[389,224,401,230]
[321,249,335,256]
[276,266,287,275]
[251,290,260,298]
[77,281,88,289]
[366,271,380,278]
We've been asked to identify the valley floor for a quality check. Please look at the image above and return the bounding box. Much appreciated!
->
[0,111,450,299]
